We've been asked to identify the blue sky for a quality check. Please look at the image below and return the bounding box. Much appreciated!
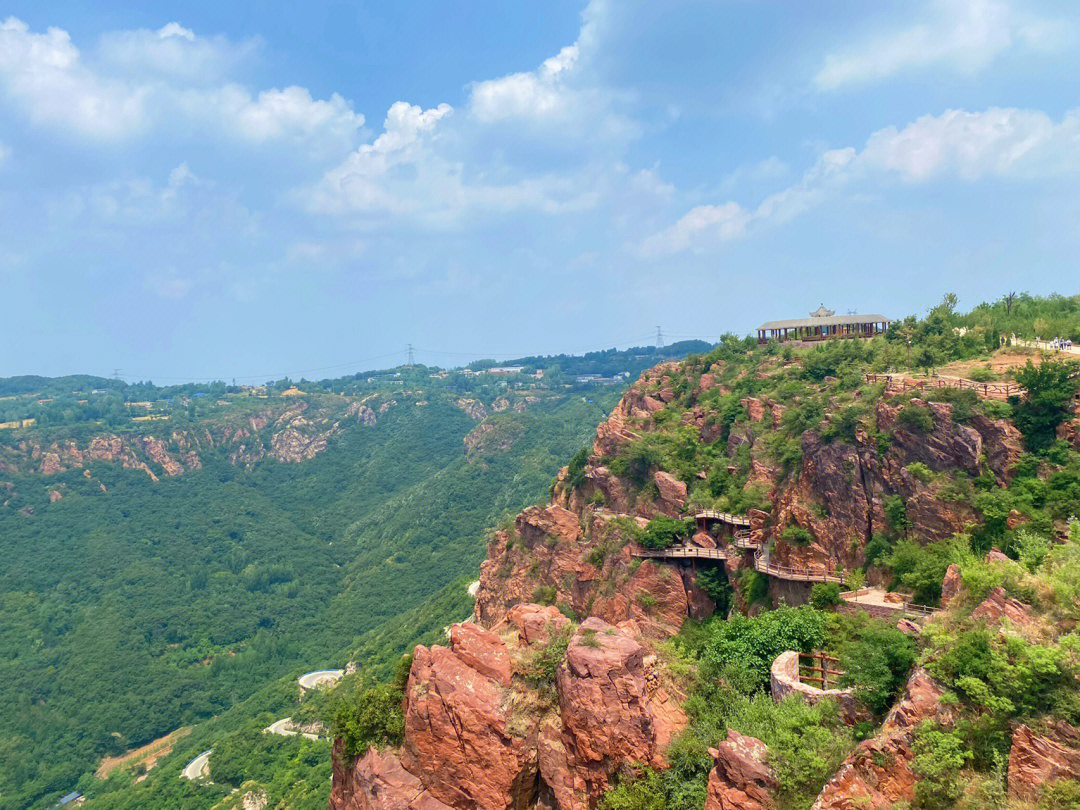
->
[1,0,1078,381]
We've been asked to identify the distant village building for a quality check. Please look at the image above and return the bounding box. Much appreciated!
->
[487,366,525,375]
[756,305,890,344]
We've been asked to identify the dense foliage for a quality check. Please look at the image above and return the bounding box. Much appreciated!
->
[0,385,615,809]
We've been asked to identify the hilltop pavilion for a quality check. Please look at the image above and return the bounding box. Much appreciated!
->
[756,305,890,344]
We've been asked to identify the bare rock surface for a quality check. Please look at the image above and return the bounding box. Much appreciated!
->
[705,730,777,810]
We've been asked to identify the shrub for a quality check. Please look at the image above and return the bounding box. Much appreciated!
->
[897,403,935,434]
[911,725,972,810]
[695,566,732,616]
[1014,359,1080,454]
[331,673,408,760]
[698,606,827,691]
[640,516,694,549]
[739,568,770,607]
[838,624,916,715]
[565,445,590,490]
[885,538,969,605]
[781,525,815,546]
[810,582,841,609]
[520,626,572,689]
[905,462,934,484]
[883,495,912,538]
[532,584,557,605]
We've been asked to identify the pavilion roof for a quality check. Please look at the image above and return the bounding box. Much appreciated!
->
[757,314,890,331]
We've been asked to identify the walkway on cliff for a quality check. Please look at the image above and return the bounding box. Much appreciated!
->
[840,587,940,620]
[631,543,845,585]
[865,373,1024,401]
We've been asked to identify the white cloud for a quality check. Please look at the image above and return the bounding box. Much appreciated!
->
[641,106,1080,255]
[638,202,750,256]
[857,107,1080,180]
[0,17,150,137]
[814,0,1069,90]
[0,16,361,153]
[466,0,637,144]
[98,22,259,82]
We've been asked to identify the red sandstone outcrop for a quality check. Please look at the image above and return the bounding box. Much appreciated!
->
[330,745,451,810]
[475,506,691,637]
[653,471,687,515]
[971,586,1033,626]
[812,669,953,810]
[1007,721,1080,803]
[449,622,512,686]
[507,603,571,646]
[400,641,535,810]
[705,730,777,810]
[550,619,686,806]
[941,564,962,605]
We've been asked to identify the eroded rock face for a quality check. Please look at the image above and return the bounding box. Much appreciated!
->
[812,669,953,810]
[971,586,1033,626]
[507,603,571,647]
[705,730,777,810]
[401,643,536,810]
[653,471,687,515]
[552,619,686,806]
[475,507,690,638]
[1007,722,1080,803]
[330,745,452,810]
[449,622,512,686]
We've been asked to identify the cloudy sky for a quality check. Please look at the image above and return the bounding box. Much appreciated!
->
[2,0,1078,381]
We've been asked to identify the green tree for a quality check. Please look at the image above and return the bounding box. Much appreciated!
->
[1014,360,1080,453]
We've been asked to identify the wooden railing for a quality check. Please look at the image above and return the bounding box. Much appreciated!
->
[695,510,751,527]
[798,651,844,689]
[754,549,845,584]
[865,373,1024,402]
[632,545,732,562]
[732,530,760,550]
[901,602,942,618]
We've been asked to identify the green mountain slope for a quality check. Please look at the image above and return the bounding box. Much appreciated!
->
[0,382,620,809]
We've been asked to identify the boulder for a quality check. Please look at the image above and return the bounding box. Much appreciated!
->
[1007,722,1080,803]
[705,730,777,810]
[507,603,571,647]
[971,587,1033,626]
[940,564,962,605]
[653,471,687,514]
[330,745,452,810]
[895,618,921,636]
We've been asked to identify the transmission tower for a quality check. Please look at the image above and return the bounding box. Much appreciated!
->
[655,326,665,348]
[112,368,122,381]
[407,344,415,366]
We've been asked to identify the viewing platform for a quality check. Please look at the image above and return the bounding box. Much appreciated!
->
[732,529,760,549]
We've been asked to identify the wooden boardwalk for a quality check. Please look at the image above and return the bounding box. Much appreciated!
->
[695,510,751,527]
[753,548,846,584]
[865,373,1023,401]
[632,545,733,562]
[732,530,760,550]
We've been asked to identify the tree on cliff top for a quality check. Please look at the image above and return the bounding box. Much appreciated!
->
[1014,359,1080,454]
